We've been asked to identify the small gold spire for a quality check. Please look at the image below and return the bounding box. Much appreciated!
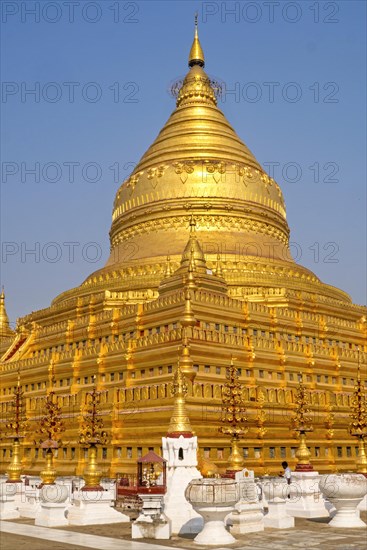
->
[215,254,223,277]
[167,361,193,436]
[165,255,173,277]
[179,328,196,382]
[180,219,207,274]
[186,245,198,289]
[0,287,14,338]
[181,288,196,327]
[188,13,205,68]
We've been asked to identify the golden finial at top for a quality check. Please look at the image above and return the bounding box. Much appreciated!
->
[188,13,205,68]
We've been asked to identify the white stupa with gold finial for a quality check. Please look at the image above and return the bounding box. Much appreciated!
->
[162,352,202,535]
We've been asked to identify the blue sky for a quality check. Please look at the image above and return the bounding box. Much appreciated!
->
[1,0,366,326]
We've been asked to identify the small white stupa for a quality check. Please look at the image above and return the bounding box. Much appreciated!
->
[162,357,202,535]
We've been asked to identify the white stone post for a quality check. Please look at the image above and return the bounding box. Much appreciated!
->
[262,477,294,529]
[228,469,264,534]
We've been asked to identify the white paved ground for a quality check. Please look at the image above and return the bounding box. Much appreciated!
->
[0,520,178,550]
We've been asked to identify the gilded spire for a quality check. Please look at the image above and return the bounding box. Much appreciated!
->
[180,218,207,274]
[167,361,193,437]
[186,246,198,289]
[215,254,224,278]
[165,255,173,277]
[181,288,196,327]
[179,329,196,382]
[188,13,205,68]
[0,288,14,338]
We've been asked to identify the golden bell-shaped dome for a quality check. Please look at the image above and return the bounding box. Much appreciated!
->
[52,20,350,307]
[108,21,289,273]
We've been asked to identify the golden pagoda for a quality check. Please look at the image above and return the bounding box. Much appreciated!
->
[0,20,366,478]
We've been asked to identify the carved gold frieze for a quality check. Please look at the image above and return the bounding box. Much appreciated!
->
[110,213,289,249]
[114,160,284,201]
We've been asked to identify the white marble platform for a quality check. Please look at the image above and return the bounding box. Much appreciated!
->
[0,520,179,549]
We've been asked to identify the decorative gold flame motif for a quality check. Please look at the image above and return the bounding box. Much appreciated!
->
[349,360,367,473]
[219,358,248,471]
[36,362,65,484]
[79,382,108,447]
[291,374,313,469]
[79,379,108,489]
[5,372,26,482]
[291,374,313,433]
[36,393,65,444]
[6,371,27,439]
[255,387,267,439]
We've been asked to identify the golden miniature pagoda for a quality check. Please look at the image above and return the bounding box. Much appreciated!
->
[0,20,366,478]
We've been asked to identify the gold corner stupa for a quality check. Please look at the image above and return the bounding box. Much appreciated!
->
[0,289,15,339]
[0,20,366,477]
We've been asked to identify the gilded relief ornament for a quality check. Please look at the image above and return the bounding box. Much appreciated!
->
[219,358,248,472]
[146,164,166,188]
[325,407,335,440]
[255,388,267,439]
[36,363,65,484]
[126,171,142,194]
[173,161,195,183]
[348,361,367,474]
[5,371,28,483]
[204,160,226,183]
[79,378,108,490]
[291,374,314,471]
[235,164,252,184]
